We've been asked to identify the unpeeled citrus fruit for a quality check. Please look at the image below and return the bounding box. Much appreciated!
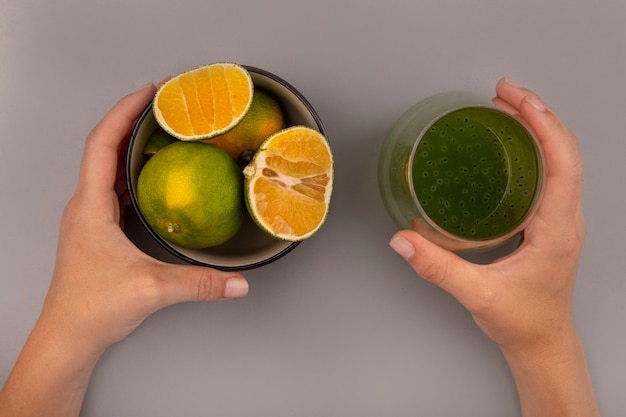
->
[243,126,333,241]
[204,89,284,165]
[137,141,245,248]
[153,62,254,141]
[143,128,177,158]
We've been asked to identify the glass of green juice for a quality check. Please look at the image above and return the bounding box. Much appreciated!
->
[378,91,545,251]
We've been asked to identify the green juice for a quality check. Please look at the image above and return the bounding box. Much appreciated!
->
[411,107,542,240]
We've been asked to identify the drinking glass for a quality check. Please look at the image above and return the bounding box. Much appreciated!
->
[378,91,544,251]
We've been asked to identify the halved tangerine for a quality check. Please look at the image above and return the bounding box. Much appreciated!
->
[243,126,333,241]
[153,62,253,141]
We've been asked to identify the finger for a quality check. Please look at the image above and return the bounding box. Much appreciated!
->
[411,217,474,252]
[517,94,584,226]
[495,77,582,180]
[154,264,249,307]
[494,76,535,111]
[491,97,519,116]
[389,230,479,302]
[77,83,156,196]
[518,94,582,183]
[156,75,172,88]
[114,133,132,196]
[117,189,131,227]
[495,77,584,233]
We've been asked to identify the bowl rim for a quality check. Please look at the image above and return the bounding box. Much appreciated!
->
[125,65,326,271]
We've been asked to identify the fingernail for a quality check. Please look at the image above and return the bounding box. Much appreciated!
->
[135,82,154,93]
[524,94,546,112]
[156,76,172,88]
[390,236,415,260]
[504,76,521,88]
[224,277,249,298]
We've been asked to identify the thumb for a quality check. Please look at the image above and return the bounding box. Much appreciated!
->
[389,230,477,299]
[154,263,249,307]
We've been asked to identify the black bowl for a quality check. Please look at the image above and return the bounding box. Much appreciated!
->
[125,65,326,271]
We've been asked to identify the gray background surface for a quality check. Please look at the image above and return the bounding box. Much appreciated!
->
[1,1,624,416]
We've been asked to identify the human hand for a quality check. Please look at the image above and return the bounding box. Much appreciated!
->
[390,77,584,353]
[43,83,249,357]
[389,78,599,416]
[0,83,250,417]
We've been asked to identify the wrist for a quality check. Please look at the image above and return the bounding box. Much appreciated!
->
[500,325,600,417]
[0,317,102,417]
[499,319,579,365]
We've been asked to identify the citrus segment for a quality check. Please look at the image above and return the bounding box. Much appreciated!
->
[243,126,333,241]
[137,141,245,248]
[204,89,284,165]
[153,63,253,141]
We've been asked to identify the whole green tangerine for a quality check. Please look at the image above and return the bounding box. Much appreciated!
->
[411,107,541,240]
